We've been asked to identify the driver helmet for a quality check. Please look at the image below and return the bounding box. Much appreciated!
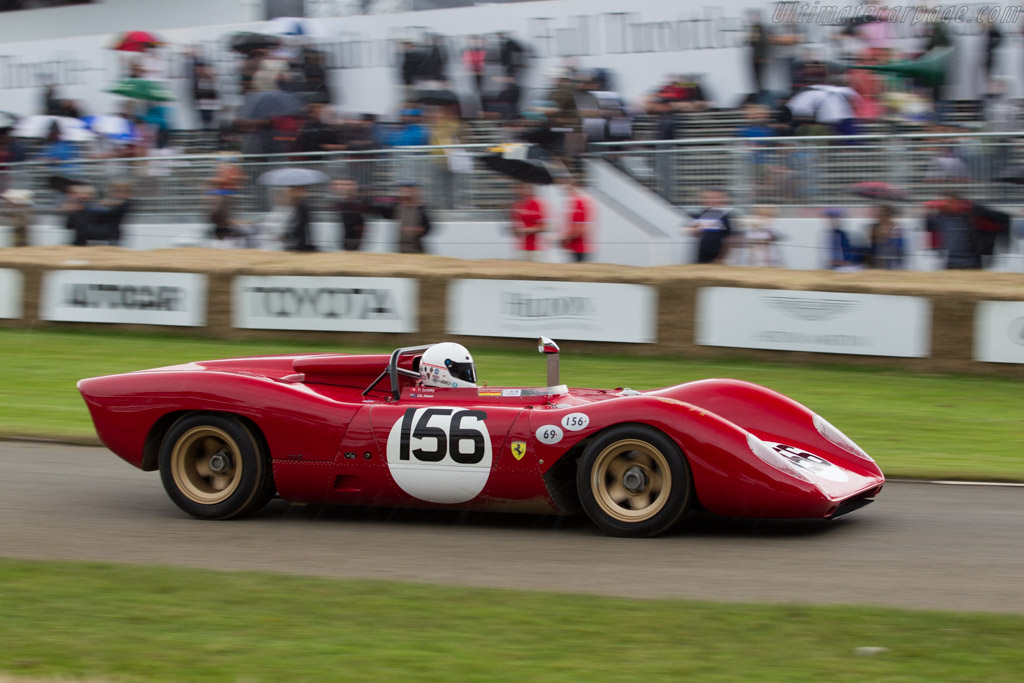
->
[419,342,477,388]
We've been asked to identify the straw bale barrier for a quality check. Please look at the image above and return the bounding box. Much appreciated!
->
[2,246,1023,378]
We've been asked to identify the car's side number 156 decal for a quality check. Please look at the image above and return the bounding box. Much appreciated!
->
[397,407,488,464]
[386,407,493,505]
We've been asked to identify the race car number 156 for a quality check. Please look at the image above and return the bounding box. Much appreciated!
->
[397,407,489,464]
[386,407,494,505]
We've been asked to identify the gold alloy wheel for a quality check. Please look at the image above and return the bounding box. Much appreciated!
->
[170,426,243,505]
[591,439,671,523]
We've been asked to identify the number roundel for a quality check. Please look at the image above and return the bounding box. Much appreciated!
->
[535,425,563,445]
[386,407,492,504]
[765,442,849,483]
[560,412,590,431]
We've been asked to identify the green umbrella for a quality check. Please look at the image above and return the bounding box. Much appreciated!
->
[107,78,175,102]
[849,47,952,88]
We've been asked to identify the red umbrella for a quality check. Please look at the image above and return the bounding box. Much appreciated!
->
[111,31,163,53]
[850,181,908,203]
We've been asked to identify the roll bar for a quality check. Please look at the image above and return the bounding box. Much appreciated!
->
[362,344,434,400]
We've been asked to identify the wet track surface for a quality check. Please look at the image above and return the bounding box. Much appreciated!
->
[2,441,1023,613]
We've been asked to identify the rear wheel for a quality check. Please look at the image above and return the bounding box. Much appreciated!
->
[576,425,691,537]
[159,413,274,519]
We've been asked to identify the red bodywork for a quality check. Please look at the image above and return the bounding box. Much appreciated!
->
[78,352,884,520]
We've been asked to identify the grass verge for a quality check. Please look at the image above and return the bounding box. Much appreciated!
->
[1,558,1022,682]
[1,328,1022,480]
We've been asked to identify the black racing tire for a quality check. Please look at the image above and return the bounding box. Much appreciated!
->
[576,424,692,538]
[158,413,275,520]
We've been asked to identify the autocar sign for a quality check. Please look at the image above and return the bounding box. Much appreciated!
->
[40,270,207,327]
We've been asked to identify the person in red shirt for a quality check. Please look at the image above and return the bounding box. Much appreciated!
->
[561,177,593,263]
[462,36,487,96]
[510,183,545,261]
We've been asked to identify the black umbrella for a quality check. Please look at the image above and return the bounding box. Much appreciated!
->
[995,168,1024,185]
[48,175,78,194]
[413,89,460,107]
[482,155,555,185]
[229,32,280,54]
[301,89,331,105]
[239,90,305,120]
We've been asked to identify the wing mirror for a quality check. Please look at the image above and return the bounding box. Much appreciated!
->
[538,336,560,386]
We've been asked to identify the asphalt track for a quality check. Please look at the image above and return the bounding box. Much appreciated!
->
[2,441,1023,614]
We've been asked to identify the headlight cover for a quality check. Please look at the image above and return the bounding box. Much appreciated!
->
[746,433,812,483]
[813,414,874,463]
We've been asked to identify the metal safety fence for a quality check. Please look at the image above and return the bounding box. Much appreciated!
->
[0,144,512,218]
[3,132,1024,219]
[590,131,1024,208]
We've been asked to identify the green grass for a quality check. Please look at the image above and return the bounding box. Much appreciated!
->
[1,328,1022,480]
[0,558,1022,682]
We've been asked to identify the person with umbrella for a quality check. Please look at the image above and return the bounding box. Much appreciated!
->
[229,33,282,96]
[866,204,904,269]
[923,191,976,269]
[106,77,175,150]
[258,168,329,251]
[282,185,316,252]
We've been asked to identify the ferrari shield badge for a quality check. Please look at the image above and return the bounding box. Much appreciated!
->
[510,441,527,461]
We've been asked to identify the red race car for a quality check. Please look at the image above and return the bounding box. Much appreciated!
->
[78,338,884,537]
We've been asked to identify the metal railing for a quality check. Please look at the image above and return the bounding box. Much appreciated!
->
[0,144,514,217]
[590,131,1024,208]
[3,132,1024,219]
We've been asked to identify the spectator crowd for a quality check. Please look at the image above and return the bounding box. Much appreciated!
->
[1,7,1022,269]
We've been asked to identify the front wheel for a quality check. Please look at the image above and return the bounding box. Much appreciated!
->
[576,425,691,537]
[159,413,274,519]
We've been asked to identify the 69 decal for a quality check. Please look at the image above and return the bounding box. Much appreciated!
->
[536,425,563,445]
[386,408,493,504]
[766,442,849,483]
